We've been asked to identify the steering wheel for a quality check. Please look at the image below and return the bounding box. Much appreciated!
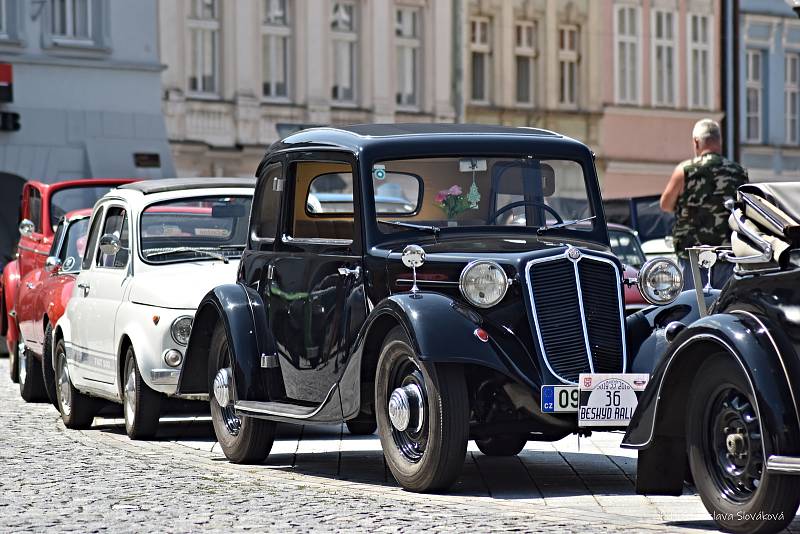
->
[488,201,564,225]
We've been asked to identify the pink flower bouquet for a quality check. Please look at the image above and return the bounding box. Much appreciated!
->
[435,185,470,219]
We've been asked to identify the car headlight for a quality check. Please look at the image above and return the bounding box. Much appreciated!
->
[459,260,509,308]
[170,316,193,345]
[637,258,683,305]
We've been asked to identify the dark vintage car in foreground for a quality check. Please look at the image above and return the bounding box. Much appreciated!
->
[622,182,800,533]
[177,124,685,492]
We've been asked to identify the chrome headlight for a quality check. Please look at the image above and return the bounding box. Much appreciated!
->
[170,316,193,345]
[637,258,683,305]
[459,260,509,308]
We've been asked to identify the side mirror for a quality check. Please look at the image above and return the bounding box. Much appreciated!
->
[45,256,62,273]
[18,219,35,238]
[98,233,121,256]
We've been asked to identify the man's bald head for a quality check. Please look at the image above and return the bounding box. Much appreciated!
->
[692,119,722,155]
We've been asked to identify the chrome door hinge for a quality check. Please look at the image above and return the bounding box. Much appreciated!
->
[261,353,279,369]
[266,264,275,281]
[273,177,284,192]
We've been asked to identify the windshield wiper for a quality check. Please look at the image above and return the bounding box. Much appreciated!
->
[536,216,596,235]
[377,219,440,236]
[145,247,229,264]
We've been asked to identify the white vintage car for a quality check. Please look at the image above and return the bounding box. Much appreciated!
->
[54,178,254,439]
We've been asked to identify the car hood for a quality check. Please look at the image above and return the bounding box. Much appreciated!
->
[129,260,240,309]
[383,234,611,258]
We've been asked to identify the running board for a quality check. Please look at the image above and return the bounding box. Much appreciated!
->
[234,384,339,420]
[767,455,800,474]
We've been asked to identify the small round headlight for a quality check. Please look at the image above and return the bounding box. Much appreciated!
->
[459,260,509,308]
[164,349,183,368]
[637,258,683,305]
[171,316,193,345]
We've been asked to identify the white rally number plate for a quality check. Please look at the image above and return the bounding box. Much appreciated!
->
[578,373,650,427]
[540,385,579,413]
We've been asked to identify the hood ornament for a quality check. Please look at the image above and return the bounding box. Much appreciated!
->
[402,245,425,297]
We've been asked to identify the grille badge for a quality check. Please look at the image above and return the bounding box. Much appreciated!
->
[567,247,582,261]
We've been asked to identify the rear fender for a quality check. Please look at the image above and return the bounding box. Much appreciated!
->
[622,311,800,495]
[2,260,20,342]
[178,284,279,402]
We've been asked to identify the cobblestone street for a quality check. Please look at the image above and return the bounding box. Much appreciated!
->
[0,358,796,533]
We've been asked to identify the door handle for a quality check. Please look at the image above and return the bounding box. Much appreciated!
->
[337,266,361,279]
[77,282,90,296]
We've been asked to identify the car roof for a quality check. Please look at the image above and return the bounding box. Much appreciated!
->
[118,177,256,195]
[63,208,93,222]
[334,123,559,138]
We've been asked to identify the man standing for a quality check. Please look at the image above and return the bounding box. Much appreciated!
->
[660,119,748,289]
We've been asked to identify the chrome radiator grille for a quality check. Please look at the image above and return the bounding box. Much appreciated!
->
[525,249,626,384]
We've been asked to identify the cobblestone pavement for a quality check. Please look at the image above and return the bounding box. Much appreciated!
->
[2,359,798,533]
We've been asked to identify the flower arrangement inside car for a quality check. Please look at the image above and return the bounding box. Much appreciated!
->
[435,185,471,220]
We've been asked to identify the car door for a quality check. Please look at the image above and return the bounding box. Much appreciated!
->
[72,204,131,389]
[267,154,366,407]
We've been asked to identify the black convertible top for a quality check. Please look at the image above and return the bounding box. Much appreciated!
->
[119,177,256,195]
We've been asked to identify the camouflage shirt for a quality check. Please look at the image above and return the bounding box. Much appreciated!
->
[672,152,749,259]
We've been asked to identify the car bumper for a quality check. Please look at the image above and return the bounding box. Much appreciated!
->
[767,455,800,474]
[150,368,181,385]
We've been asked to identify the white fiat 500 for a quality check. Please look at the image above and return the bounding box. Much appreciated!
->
[55,178,254,439]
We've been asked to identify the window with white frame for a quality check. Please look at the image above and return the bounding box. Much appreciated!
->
[688,13,712,109]
[558,26,579,107]
[515,21,537,105]
[395,6,421,108]
[652,10,676,107]
[331,1,358,103]
[470,17,491,103]
[262,0,290,99]
[745,49,763,144]
[787,53,800,145]
[614,5,639,104]
[51,0,92,41]
[188,0,220,95]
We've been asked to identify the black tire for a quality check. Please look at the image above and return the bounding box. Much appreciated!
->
[475,434,528,456]
[687,354,800,534]
[346,416,377,435]
[9,330,19,383]
[41,324,58,407]
[376,326,468,492]
[209,322,275,464]
[54,337,96,429]
[123,347,162,440]
[19,345,47,402]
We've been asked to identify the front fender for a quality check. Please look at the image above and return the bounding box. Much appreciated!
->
[622,311,800,494]
[178,284,277,402]
[2,260,20,341]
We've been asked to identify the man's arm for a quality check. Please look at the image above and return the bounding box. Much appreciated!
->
[660,164,685,213]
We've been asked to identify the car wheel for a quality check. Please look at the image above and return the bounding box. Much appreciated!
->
[209,322,275,464]
[54,337,96,429]
[19,344,47,402]
[41,324,58,407]
[346,416,377,435]
[376,326,468,492]
[687,353,800,534]
[475,434,528,456]
[123,347,161,440]
[9,330,20,383]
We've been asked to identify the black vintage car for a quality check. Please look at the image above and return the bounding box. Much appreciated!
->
[177,124,684,492]
[622,182,800,533]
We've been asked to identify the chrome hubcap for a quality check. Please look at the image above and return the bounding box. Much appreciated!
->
[388,383,424,432]
[124,366,136,425]
[18,343,26,385]
[57,353,71,416]
[213,367,232,407]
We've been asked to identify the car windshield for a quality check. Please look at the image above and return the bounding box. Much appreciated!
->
[50,186,118,229]
[370,157,593,236]
[59,218,90,272]
[140,195,252,264]
[608,228,646,269]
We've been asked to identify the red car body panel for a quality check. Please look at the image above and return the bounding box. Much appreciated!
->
[2,179,137,354]
[623,265,648,311]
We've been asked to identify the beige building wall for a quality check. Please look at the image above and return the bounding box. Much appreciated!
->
[159,0,455,177]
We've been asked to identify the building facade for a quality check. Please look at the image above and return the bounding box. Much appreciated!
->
[0,0,174,183]
[738,0,800,181]
[159,0,455,177]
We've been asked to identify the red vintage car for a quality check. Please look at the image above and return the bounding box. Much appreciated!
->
[16,209,92,402]
[2,178,136,384]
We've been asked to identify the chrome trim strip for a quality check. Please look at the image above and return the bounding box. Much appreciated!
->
[395,279,460,286]
[570,253,595,373]
[281,234,353,246]
[150,369,180,384]
[524,249,626,385]
[235,384,339,420]
[622,333,765,449]
[767,455,800,474]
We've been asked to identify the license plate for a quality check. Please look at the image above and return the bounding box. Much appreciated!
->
[578,373,650,427]
[541,385,580,413]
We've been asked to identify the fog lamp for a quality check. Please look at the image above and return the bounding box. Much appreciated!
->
[164,349,183,368]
